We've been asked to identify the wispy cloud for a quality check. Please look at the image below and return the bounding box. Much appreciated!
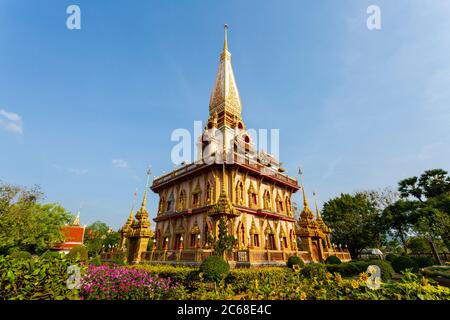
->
[0,109,23,134]
[68,168,89,176]
[417,142,445,161]
[112,159,128,168]
[53,164,89,176]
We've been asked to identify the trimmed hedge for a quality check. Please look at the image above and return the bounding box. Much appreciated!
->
[300,263,328,279]
[412,256,435,268]
[287,256,304,269]
[226,268,291,293]
[385,253,397,262]
[325,260,394,280]
[391,256,419,273]
[325,255,342,265]
[200,256,230,282]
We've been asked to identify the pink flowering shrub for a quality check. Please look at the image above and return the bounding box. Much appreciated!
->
[80,265,179,300]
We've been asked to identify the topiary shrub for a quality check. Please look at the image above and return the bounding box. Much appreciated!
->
[325,255,342,265]
[200,255,230,282]
[367,260,394,280]
[391,256,419,273]
[8,251,32,261]
[325,260,394,280]
[66,245,89,262]
[287,255,304,269]
[413,256,435,268]
[300,263,327,279]
[385,253,397,262]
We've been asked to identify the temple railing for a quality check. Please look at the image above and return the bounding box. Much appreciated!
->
[323,250,352,262]
[139,249,214,263]
[152,153,299,189]
[100,248,351,264]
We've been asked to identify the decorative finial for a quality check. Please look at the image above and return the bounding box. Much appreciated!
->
[141,167,151,209]
[298,166,308,208]
[73,210,80,226]
[224,24,229,52]
[313,191,321,218]
[128,190,137,220]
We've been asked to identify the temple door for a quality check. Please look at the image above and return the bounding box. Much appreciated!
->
[311,241,319,262]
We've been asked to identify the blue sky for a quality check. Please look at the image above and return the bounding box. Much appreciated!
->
[1,0,449,229]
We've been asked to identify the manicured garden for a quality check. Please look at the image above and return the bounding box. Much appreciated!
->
[2,251,450,300]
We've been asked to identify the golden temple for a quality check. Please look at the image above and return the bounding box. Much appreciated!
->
[115,26,350,266]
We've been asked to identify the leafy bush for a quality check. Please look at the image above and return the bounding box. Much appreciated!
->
[325,255,342,265]
[300,263,327,279]
[89,255,102,266]
[200,256,230,282]
[41,250,63,259]
[421,266,450,280]
[226,268,291,293]
[8,251,32,261]
[0,255,81,299]
[391,256,419,273]
[287,256,304,269]
[367,260,394,280]
[413,256,435,268]
[112,252,126,265]
[385,253,397,262]
[66,245,88,262]
[325,260,393,280]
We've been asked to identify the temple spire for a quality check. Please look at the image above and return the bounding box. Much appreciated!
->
[313,191,321,219]
[127,191,138,224]
[223,24,229,52]
[298,167,309,208]
[141,168,151,209]
[209,25,242,121]
[72,210,80,226]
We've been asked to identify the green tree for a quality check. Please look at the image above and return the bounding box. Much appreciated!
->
[0,182,73,255]
[322,192,383,258]
[399,169,450,201]
[395,169,450,262]
[406,237,431,254]
[381,199,419,252]
[213,217,237,258]
[84,221,120,256]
